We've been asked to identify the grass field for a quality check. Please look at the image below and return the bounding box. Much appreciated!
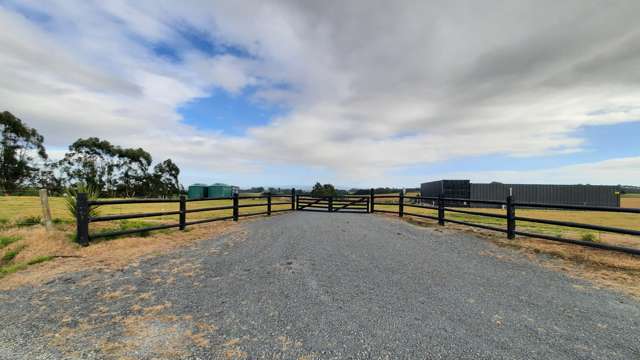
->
[376,196,640,251]
[0,195,292,224]
[0,195,292,280]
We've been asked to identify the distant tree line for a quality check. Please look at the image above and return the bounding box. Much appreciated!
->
[350,187,419,195]
[1,111,182,197]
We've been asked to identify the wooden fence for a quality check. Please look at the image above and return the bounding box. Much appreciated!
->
[75,189,296,245]
[75,188,640,256]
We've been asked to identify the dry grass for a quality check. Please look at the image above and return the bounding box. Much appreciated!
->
[0,220,236,290]
[621,194,640,208]
[0,194,291,286]
[378,199,640,250]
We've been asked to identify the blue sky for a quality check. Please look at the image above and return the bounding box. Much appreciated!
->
[1,1,639,188]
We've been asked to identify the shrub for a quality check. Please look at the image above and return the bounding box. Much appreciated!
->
[64,183,101,219]
[581,233,598,242]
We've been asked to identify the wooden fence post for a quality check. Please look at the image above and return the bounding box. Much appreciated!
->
[267,192,272,216]
[437,194,445,226]
[76,193,89,246]
[179,195,186,230]
[328,196,333,212]
[232,192,239,221]
[291,188,296,210]
[370,188,375,213]
[399,191,404,217]
[39,189,53,230]
[506,195,515,239]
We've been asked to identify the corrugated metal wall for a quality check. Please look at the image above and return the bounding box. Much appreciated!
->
[470,183,620,207]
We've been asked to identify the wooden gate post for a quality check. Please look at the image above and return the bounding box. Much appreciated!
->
[267,192,272,216]
[328,196,333,212]
[291,188,296,210]
[76,193,90,246]
[399,191,404,217]
[179,195,186,230]
[370,188,375,213]
[232,192,239,221]
[39,189,53,230]
[506,195,516,239]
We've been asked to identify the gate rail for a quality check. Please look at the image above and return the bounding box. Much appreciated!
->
[296,195,369,213]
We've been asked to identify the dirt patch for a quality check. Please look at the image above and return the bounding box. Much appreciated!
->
[398,214,640,300]
[50,306,218,359]
[0,221,235,290]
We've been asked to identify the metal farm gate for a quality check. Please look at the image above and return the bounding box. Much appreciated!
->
[296,195,370,213]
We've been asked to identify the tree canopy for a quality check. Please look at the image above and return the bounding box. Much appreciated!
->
[311,182,337,197]
[0,111,47,194]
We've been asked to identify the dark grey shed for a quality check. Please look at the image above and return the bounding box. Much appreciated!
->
[420,180,621,207]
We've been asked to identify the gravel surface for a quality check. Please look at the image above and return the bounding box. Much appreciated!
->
[1,212,639,359]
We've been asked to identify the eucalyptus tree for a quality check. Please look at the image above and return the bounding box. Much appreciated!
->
[0,111,47,194]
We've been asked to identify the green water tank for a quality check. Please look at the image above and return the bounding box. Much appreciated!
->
[207,183,235,198]
[188,184,209,199]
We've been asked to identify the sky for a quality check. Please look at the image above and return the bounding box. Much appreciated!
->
[1,0,640,188]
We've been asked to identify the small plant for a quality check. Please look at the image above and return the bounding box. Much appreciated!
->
[1,244,26,263]
[0,218,8,229]
[581,233,598,242]
[0,255,54,278]
[0,235,21,248]
[16,216,42,227]
[64,183,101,219]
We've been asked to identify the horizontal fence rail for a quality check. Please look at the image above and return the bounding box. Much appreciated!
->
[76,187,640,256]
[368,190,640,256]
[76,189,298,245]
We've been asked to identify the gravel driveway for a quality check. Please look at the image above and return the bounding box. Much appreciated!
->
[1,212,639,359]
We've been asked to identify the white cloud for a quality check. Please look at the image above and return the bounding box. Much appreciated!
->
[1,0,640,186]
[430,157,640,186]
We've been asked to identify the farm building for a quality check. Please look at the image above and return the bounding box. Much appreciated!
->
[187,183,237,199]
[420,180,621,207]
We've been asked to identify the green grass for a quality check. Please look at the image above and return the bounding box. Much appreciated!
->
[0,255,54,278]
[15,216,41,227]
[89,219,159,241]
[0,235,21,249]
[1,244,26,262]
[377,203,639,247]
[581,233,598,242]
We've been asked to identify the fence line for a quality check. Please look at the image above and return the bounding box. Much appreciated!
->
[75,187,640,256]
[76,189,297,245]
[372,190,640,256]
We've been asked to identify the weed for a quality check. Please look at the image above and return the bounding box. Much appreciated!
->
[0,235,21,249]
[1,245,26,263]
[16,216,42,227]
[0,256,54,278]
[52,218,72,225]
[27,255,54,265]
[581,233,598,242]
